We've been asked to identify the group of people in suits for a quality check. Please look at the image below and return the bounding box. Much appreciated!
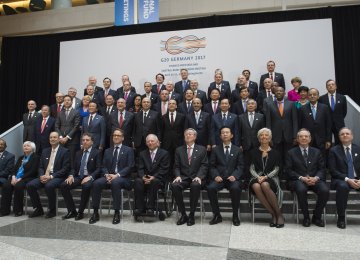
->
[0,62,356,229]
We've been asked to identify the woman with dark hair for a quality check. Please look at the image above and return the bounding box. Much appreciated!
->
[249,128,284,228]
[128,94,142,114]
[0,141,39,217]
[294,86,309,109]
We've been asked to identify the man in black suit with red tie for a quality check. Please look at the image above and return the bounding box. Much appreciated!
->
[134,134,170,217]
[285,129,329,227]
[259,60,285,91]
[151,73,166,94]
[117,80,137,110]
[34,105,55,155]
[60,133,102,221]
[172,128,208,226]
[329,127,360,229]
[110,98,134,147]
[50,92,65,118]
[318,79,347,145]
[207,127,243,226]
[208,72,231,102]
[174,68,190,94]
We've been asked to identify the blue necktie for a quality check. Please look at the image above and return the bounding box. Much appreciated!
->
[79,150,89,179]
[182,80,187,91]
[222,113,227,125]
[346,147,355,179]
[311,105,316,120]
[111,147,119,173]
[330,94,335,111]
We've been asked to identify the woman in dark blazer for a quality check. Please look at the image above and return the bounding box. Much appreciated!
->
[128,94,142,114]
[0,141,39,216]
[249,128,284,228]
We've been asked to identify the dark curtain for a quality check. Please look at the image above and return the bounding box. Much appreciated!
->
[1,5,360,133]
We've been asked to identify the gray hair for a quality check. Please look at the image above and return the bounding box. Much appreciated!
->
[23,141,36,153]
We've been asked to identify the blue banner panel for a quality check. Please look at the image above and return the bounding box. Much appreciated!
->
[115,0,135,26]
[138,0,159,24]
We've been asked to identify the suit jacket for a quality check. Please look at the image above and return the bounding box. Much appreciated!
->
[174,144,208,180]
[89,92,101,106]
[231,99,248,115]
[82,113,106,148]
[133,110,162,147]
[116,86,136,98]
[141,93,159,109]
[99,105,116,138]
[174,80,190,94]
[207,81,231,102]
[71,148,102,179]
[11,154,39,182]
[193,89,207,105]
[248,81,259,100]
[50,103,64,118]
[38,146,70,179]
[151,84,166,94]
[23,111,40,142]
[259,72,286,91]
[72,97,82,110]
[55,107,81,145]
[102,145,135,177]
[265,100,298,144]
[177,101,194,115]
[118,90,137,110]
[83,86,103,96]
[211,112,239,146]
[285,146,326,181]
[98,89,117,107]
[318,93,347,132]
[299,103,332,149]
[110,110,134,147]
[329,144,360,181]
[250,148,281,176]
[34,116,56,153]
[0,151,15,179]
[209,144,244,180]
[238,112,265,151]
[137,148,170,182]
[231,85,258,104]
[161,112,185,151]
[184,111,211,147]
[169,91,182,104]
[256,90,272,113]
[154,101,168,115]
[203,101,221,116]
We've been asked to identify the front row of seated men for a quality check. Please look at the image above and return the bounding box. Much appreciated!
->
[0,126,359,229]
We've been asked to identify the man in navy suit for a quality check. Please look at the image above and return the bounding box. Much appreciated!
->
[166,81,182,104]
[208,72,231,102]
[89,129,135,225]
[259,60,286,91]
[23,100,40,142]
[203,88,221,116]
[134,134,170,216]
[329,127,360,229]
[207,127,243,226]
[318,79,347,145]
[231,86,250,115]
[174,68,190,94]
[286,129,329,227]
[117,80,136,110]
[151,73,166,94]
[211,99,239,147]
[172,128,208,226]
[178,89,194,115]
[34,105,55,155]
[27,131,70,218]
[82,102,106,150]
[99,95,117,149]
[60,133,102,221]
[141,81,159,109]
[110,98,134,147]
[242,69,259,100]
[98,77,117,108]
[0,139,15,186]
[189,79,207,105]
[184,98,211,150]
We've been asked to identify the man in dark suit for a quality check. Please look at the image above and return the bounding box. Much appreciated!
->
[151,73,166,94]
[55,95,81,168]
[166,81,182,104]
[50,92,65,118]
[242,69,259,99]
[231,75,257,104]
[259,60,286,91]
[116,75,136,97]
[34,105,55,155]
[153,90,169,116]
[231,86,250,115]
[172,128,208,226]
[89,129,135,225]
[318,79,347,145]
[82,102,106,150]
[299,88,332,155]
[142,81,159,109]
[110,98,134,147]
[208,72,231,102]
[0,139,15,186]
[27,131,70,218]
[189,79,207,105]
[207,127,243,226]
[286,129,329,227]
[178,89,194,115]
[68,87,82,110]
[23,100,40,142]
[99,95,116,149]
[238,99,265,183]
[184,98,211,150]
[85,85,101,106]
[134,134,170,216]
[117,80,137,110]
[133,97,162,155]
[60,133,102,221]
[266,86,298,177]
[83,76,103,96]
[98,77,117,108]
[161,99,185,168]
[174,68,190,94]
[211,99,239,147]
[328,127,360,229]
[203,88,221,116]
[256,78,273,113]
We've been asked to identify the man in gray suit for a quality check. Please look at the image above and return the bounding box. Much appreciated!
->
[0,139,15,186]
[55,95,81,168]
[23,100,40,142]
[82,102,106,150]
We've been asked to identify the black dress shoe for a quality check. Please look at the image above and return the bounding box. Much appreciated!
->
[75,212,84,221]
[89,212,100,224]
[14,211,24,217]
[62,211,77,220]
[312,216,325,227]
[302,218,311,227]
[187,214,195,226]
[269,222,276,227]
[146,209,155,216]
[337,220,346,229]
[28,208,44,218]
[45,211,56,219]
[276,223,285,228]
[112,212,120,224]
[232,215,240,226]
[209,214,222,225]
[176,214,188,225]
[158,212,166,221]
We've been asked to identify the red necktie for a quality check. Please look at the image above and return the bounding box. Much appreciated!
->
[57,104,61,113]
[170,112,174,126]
[119,112,124,128]
[157,84,161,94]
[187,146,192,165]
[40,118,46,133]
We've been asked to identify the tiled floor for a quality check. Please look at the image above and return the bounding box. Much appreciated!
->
[0,210,359,259]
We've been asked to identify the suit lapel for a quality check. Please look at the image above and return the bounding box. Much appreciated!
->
[296,147,307,168]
